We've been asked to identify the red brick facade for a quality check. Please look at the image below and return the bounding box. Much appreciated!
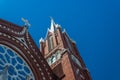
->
[40,19,91,80]
[0,19,57,80]
[0,18,91,80]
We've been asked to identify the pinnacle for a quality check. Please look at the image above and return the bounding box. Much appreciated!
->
[39,37,44,43]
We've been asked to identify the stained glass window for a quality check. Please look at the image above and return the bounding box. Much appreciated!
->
[0,44,35,80]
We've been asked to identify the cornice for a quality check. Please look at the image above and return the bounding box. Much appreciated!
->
[0,19,27,36]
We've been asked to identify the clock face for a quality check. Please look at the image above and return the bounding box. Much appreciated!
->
[0,44,35,80]
[47,50,61,65]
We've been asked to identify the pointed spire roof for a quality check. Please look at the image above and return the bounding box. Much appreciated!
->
[49,17,57,32]
[45,17,61,39]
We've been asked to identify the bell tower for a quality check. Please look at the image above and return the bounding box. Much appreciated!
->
[40,18,91,80]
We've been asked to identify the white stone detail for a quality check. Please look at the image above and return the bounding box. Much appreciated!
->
[49,17,60,33]
[19,27,28,35]
[15,37,28,48]
[39,37,44,43]
[47,50,62,65]
[21,18,31,27]
[49,17,55,32]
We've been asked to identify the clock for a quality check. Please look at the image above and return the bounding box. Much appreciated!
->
[47,50,61,65]
[0,44,35,80]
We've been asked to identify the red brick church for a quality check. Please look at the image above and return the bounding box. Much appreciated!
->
[0,18,91,80]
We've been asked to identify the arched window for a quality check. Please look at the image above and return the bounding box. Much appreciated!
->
[0,45,35,80]
[48,36,54,51]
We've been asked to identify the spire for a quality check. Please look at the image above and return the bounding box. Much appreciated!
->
[45,17,61,38]
[49,17,56,32]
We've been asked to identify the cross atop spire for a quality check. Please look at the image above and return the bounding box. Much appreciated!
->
[21,18,31,28]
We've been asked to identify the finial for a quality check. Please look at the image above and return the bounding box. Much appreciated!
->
[63,29,66,32]
[39,37,44,43]
[50,16,54,23]
[21,18,31,28]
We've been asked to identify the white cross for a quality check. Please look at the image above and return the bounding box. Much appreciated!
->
[21,18,31,27]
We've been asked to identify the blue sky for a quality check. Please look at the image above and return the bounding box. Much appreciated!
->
[0,0,120,80]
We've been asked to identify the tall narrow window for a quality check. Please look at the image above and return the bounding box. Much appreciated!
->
[48,36,54,51]
[71,55,82,68]
[65,36,73,52]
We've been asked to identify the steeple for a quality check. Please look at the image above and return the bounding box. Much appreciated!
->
[39,18,91,80]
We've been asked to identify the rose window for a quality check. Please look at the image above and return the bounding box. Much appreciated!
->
[0,44,35,80]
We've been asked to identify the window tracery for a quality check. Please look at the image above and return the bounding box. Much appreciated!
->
[0,45,35,80]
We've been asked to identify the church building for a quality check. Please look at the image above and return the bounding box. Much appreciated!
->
[0,18,91,80]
